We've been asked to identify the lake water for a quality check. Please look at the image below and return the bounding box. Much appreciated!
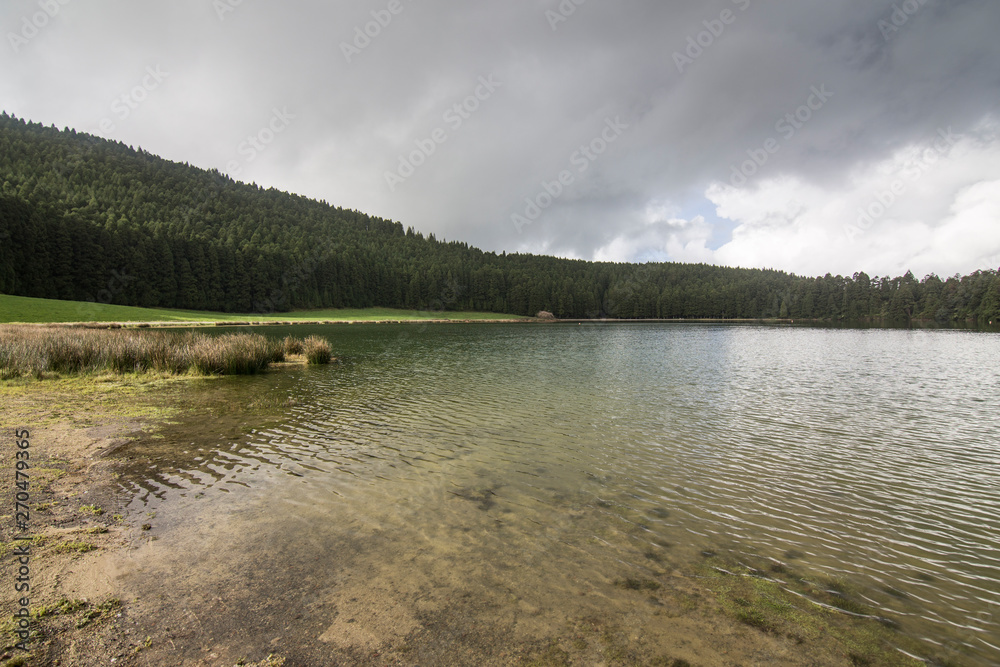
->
[113,323,1000,665]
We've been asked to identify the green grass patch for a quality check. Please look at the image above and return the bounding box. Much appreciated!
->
[51,541,97,554]
[27,467,65,490]
[23,598,122,628]
[0,536,45,557]
[1,597,122,657]
[0,373,184,432]
[0,294,523,324]
[31,598,87,620]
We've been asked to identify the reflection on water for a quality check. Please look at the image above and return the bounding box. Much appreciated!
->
[117,323,1000,665]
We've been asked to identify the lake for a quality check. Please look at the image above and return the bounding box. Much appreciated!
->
[112,323,1000,665]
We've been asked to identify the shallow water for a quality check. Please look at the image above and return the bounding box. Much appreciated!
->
[116,323,1000,664]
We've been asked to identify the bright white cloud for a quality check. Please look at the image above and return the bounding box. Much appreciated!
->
[691,124,1000,277]
[594,203,714,264]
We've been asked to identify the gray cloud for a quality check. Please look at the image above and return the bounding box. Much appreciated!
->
[3,0,999,276]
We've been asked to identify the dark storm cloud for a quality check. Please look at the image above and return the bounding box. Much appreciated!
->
[2,0,999,275]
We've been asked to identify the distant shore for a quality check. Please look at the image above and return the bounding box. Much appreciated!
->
[14,318,538,329]
[6,317,820,330]
[1,292,991,330]
[15,316,978,330]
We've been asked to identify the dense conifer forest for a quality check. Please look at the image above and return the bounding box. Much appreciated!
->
[1,112,998,322]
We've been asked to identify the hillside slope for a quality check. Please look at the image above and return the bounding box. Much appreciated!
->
[1,112,997,322]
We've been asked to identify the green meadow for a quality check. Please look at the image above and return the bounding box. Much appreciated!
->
[0,294,524,324]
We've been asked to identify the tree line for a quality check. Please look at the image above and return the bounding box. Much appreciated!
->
[1,112,998,323]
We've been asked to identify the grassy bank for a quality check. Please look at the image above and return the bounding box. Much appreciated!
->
[0,294,523,324]
[0,325,332,379]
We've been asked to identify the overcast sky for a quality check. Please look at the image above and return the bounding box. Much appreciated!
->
[3,0,999,278]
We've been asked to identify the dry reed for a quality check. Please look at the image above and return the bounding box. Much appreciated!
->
[0,325,330,379]
[302,335,332,364]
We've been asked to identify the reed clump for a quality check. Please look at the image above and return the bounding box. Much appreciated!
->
[0,325,330,379]
[302,335,332,364]
[282,335,304,355]
[186,332,280,375]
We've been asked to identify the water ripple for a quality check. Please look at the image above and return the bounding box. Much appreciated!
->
[121,323,1000,665]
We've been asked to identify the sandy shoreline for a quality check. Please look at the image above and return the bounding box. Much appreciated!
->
[1,375,179,665]
[1,374,303,666]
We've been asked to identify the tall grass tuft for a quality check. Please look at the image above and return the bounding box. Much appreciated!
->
[283,335,304,356]
[0,326,324,379]
[302,335,332,365]
[187,333,278,375]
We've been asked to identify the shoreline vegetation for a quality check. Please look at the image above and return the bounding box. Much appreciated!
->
[0,325,332,380]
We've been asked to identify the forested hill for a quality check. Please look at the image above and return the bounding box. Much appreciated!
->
[0,112,997,322]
